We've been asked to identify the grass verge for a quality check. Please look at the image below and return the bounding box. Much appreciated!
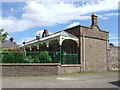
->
[2,70,118,78]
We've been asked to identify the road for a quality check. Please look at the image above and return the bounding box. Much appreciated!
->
[2,72,119,88]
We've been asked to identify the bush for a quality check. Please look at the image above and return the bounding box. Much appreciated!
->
[33,51,52,63]
[2,52,24,63]
[22,56,34,63]
[2,52,33,63]
[1,51,52,63]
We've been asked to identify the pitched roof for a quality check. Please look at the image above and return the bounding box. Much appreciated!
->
[2,40,19,49]
[50,31,78,39]
[19,31,78,47]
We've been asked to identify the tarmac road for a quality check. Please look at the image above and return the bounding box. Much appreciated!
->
[2,72,119,88]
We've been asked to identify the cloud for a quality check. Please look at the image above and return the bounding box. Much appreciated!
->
[109,34,120,46]
[98,13,120,20]
[18,29,53,45]
[2,16,36,33]
[36,30,44,37]
[105,13,120,16]
[109,34,120,39]
[1,0,119,33]
[110,40,120,46]
[1,0,96,2]
[110,37,120,40]
[67,22,80,28]
[17,37,35,45]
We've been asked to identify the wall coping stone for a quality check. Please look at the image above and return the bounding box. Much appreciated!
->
[1,63,81,67]
[61,64,81,67]
[0,63,61,66]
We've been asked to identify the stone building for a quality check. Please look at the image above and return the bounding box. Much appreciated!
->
[19,13,109,72]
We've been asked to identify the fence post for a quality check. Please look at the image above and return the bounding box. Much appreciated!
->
[59,45,64,64]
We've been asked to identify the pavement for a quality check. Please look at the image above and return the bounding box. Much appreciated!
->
[2,72,119,88]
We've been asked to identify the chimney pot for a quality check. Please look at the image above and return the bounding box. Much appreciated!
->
[10,37,14,42]
[23,41,25,44]
[36,36,40,40]
[92,13,96,16]
[14,42,16,45]
[42,29,49,38]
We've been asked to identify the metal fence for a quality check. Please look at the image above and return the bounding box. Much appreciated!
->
[26,51,78,64]
[63,54,78,64]
[1,51,79,64]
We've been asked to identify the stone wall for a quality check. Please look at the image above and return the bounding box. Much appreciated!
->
[108,45,120,70]
[1,63,81,76]
[58,64,81,74]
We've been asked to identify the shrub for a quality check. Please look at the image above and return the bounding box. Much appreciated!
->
[33,51,52,63]
[2,52,25,63]
[1,51,52,63]
[22,56,34,63]
[2,52,33,63]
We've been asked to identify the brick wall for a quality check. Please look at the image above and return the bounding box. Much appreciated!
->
[64,25,109,72]
[84,37,108,72]
[80,26,109,72]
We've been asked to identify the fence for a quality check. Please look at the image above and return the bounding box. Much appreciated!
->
[26,51,78,64]
[63,54,78,64]
[1,51,79,64]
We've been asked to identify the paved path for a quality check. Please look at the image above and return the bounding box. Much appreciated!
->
[2,72,119,88]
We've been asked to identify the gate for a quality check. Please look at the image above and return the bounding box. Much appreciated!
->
[49,52,78,64]
[62,53,78,64]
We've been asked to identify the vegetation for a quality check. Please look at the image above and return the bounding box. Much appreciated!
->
[1,51,52,63]
[0,29,52,63]
[1,51,29,63]
[0,29,9,42]
[33,51,52,63]
[109,43,114,46]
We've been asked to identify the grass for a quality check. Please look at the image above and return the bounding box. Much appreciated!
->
[80,70,118,74]
[2,70,118,78]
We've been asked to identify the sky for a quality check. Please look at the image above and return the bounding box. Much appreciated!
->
[0,0,120,46]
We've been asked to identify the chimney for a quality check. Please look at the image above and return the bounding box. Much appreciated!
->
[91,13,98,27]
[42,29,49,38]
[10,37,14,42]
[36,36,40,40]
[23,41,25,44]
[14,42,16,45]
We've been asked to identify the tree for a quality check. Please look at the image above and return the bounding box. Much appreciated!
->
[0,29,9,42]
[109,43,114,46]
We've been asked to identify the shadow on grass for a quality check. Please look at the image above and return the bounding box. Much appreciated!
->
[109,80,120,87]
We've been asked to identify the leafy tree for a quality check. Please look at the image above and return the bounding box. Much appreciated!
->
[0,29,9,42]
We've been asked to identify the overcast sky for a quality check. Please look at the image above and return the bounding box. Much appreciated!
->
[1,0,120,46]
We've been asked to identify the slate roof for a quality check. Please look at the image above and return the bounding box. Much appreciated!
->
[2,40,19,49]
[59,31,78,39]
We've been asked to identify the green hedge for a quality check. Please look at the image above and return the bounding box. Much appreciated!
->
[1,52,31,63]
[1,51,52,63]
